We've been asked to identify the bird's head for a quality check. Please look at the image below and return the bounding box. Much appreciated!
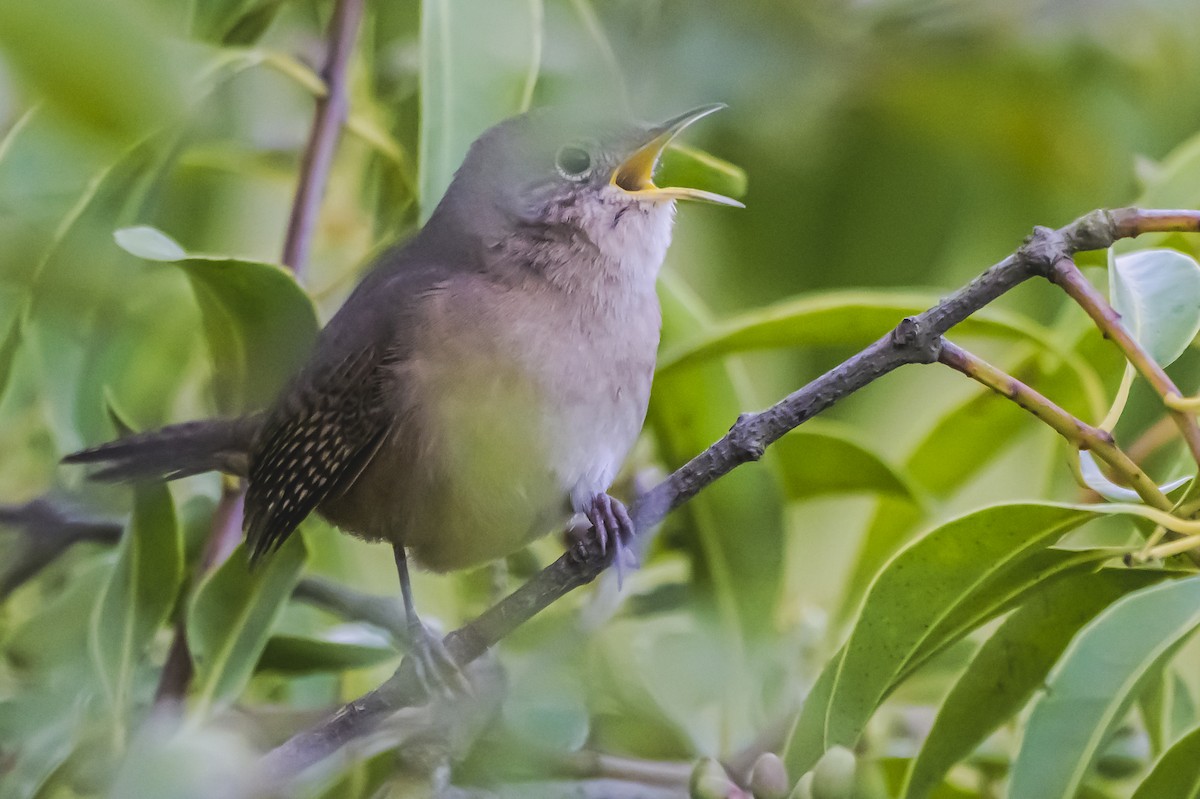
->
[426,104,740,273]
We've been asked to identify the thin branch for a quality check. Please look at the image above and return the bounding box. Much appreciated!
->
[0,500,121,600]
[260,207,1200,781]
[281,0,364,276]
[1048,254,1200,467]
[938,340,1172,511]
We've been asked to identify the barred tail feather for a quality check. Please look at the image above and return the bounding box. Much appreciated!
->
[63,416,262,482]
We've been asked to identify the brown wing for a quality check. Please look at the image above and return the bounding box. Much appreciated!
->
[243,342,394,562]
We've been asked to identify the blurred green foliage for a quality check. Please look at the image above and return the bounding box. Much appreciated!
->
[4,1,1200,798]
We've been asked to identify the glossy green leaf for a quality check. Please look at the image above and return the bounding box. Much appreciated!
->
[188,537,307,716]
[1131,722,1200,799]
[88,480,182,716]
[904,569,1165,799]
[1110,248,1200,367]
[256,632,395,675]
[418,0,542,219]
[826,503,1097,748]
[897,546,1121,684]
[113,225,318,413]
[773,424,915,502]
[1009,576,1200,799]
[0,0,183,143]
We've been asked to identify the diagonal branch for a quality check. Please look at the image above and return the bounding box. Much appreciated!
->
[260,207,1200,782]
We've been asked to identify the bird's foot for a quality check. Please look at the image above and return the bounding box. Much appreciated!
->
[570,493,639,586]
[405,619,470,699]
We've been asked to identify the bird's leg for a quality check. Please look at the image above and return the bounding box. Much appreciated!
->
[392,544,469,697]
[570,493,640,586]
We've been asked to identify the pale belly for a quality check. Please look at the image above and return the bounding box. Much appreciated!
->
[324,288,659,572]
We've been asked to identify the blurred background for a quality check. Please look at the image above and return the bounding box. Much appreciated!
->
[3,0,1200,796]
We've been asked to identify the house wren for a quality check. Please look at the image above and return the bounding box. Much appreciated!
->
[65,104,741,690]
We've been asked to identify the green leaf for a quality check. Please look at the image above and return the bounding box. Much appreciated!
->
[1110,249,1200,367]
[0,0,184,143]
[650,271,786,638]
[825,503,1097,749]
[656,291,1097,393]
[88,480,182,718]
[903,569,1165,799]
[418,0,543,219]
[1131,722,1200,799]
[1010,576,1200,799]
[8,123,190,448]
[255,632,395,675]
[1140,667,1198,757]
[1077,450,1190,503]
[773,424,916,502]
[113,225,318,412]
[0,304,24,411]
[897,547,1120,684]
[113,225,187,262]
[188,537,307,716]
[836,333,1113,628]
[0,715,80,799]
[783,646,843,778]
[221,0,287,46]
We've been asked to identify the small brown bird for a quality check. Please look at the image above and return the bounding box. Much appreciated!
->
[65,104,741,689]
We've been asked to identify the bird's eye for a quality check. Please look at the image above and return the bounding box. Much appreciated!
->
[555,145,592,179]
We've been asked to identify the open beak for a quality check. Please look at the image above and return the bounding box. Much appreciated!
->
[611,104,744,208]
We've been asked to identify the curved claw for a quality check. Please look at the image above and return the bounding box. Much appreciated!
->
[408,621,471,699]
[582,493,639,588]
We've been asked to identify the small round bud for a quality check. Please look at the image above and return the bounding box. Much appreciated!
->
[749,752,789,799]
[691,757,736,799]
[788,771,814,799]
[811,746,856,799]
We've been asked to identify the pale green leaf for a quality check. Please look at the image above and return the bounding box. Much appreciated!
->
[0,0,183,143]
[903,569,1165,799]
[113,225,187,262]
[1110,248,1200,367]
[1010,576,1200,799]
[773,424,916,502]
[189,537,307,716]
[1140,668,1198,757]
[1077,450,1191,503]
[114,225,318,412]
[419,0,543,219]
[1131,722,1200,799]
[826,503,1097,748]
[256,633,395,675]
[783,646,842,779]
[88,480,182,717]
